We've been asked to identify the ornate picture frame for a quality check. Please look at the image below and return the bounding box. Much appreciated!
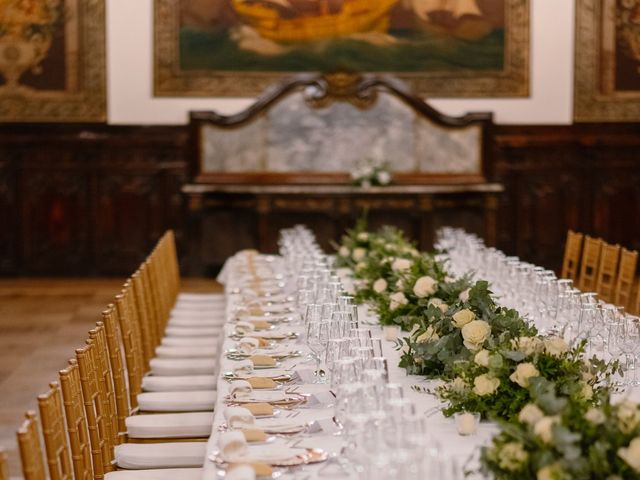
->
[0,0,106,123]
[574,0,640,122]
[154,0,529,98]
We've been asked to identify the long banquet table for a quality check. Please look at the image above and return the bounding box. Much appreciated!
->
[200,256,502,479]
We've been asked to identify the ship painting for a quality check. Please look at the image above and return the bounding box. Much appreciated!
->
[231,0,400,42]
[176,0,507,74]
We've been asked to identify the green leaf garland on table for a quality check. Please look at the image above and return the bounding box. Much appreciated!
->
[334,219,631,479]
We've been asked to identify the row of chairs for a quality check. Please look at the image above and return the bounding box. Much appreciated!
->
[1,231,226,480]
[562,230,640,312]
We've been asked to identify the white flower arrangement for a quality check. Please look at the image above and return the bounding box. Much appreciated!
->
[351,158,393,187]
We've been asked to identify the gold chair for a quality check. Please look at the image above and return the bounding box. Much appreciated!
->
[561,230,583,281]
[59,360,94,480]
[577,236,603,291]
[0,447,9,480]
[613,248,639,310]
[37,383,74,480]
[76,343,116,476]
[16,412,46,480]
[595,242,621,303]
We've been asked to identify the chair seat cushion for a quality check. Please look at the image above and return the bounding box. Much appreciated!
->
[149,358,217,376]
[114,442,206,469]
[142,375,217,392]
[164,326,221,337]
[137,390,216,412]
[126,412,214,439]
[106,468,203,480]
[160,336,220,347]
[154,345,219,359]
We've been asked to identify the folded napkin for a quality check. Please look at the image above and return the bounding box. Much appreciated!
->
[240,428,267,443]
[228,463,272,478]
[249,320,271,331]
[224,407,255,428]
[238,337,259,355]
[235,321,255,335]
[247,377,277,390]
[219,431,249,462]
[233,360,254,376]
[229,380,253,396]
[244,402,274,417]
[250,355,277,367]
[225,465,255,480]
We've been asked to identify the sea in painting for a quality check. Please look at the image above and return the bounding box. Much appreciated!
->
[178,0,506,73]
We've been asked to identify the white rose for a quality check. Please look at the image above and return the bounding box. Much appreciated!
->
[617,401,640,434]
[618,437,640,473]
[391,258,412,271]
[438,303,449,313]
[389,292,408,311]
[474,349,490,368]
[518,403,545,426]
[428,298,443,306]
[384,243,395,251]
[395,278,404,289]
[413,276,437,298]
[372,278,387,293]
[585,407,606,425]
[338,246,350,257]
[356,232,369,241]
[459,288,470,302]
[472,374,500,396]
[376,170,391,185]
[510,362,540,388]
[511,336,544,357]
[461,320,491,351]
[543,336,568,357]
[497,442,528,472]
[355,262,366,272]
[452,309,476,328]
[352,247,366,262]
[416,326,439,343]
[536,464,565,480]
[533,416,558,444]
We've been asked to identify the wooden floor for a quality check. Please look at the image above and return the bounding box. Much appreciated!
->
[0,277,221,479]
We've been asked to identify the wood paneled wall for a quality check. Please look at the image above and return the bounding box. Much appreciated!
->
[0,123,638,276]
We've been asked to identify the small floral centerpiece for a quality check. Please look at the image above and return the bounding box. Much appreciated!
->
[480,396,640,479]
[350,158,392,188]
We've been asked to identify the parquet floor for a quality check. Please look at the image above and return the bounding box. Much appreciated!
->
[0,278,221,479]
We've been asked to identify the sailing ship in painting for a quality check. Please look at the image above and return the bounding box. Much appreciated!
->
[230,0,494,42]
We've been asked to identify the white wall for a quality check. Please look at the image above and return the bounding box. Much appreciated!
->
[107,0,574,125]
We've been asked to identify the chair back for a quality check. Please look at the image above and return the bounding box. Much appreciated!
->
[37,383,73,480]
[595,242,621,303]
[115,290,143,408]
[0,447,9,480]
[132,270,160,356]
[614,248,638,309]
[59,360,94,480]
[88,324,121,446]
[101,306,131,431]
[16,412,46,480]
[578,236,603,291]
[561,230,583,281]
[75,343,115,476]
